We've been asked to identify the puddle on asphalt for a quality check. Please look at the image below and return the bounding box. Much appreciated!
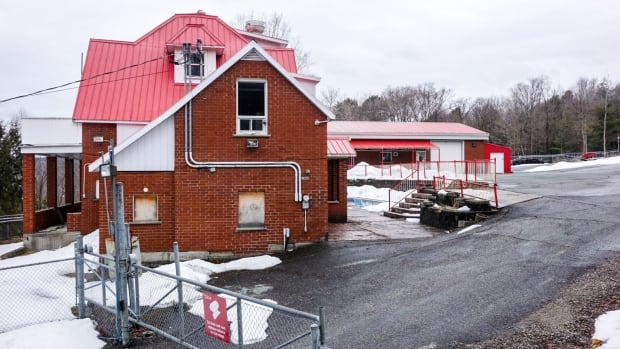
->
[237,284,273,296]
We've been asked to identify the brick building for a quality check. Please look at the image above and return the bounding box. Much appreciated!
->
[21,12,354,260]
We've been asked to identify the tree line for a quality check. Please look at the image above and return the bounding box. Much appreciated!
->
[0,118,21,215]
[323,76,620,156]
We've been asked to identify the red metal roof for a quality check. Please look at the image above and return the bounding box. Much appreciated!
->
[350,140,437,149]
[328,121,489,140]
[73,12,298,123]
[327,138,356,158]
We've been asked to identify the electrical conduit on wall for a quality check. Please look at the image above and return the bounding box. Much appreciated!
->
[183,98,303,203]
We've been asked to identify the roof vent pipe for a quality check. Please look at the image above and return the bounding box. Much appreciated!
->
[245,20,266,34]
[197,10,206,15]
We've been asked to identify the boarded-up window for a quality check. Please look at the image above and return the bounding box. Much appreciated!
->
[133,195,158,222]
[238,192,265,229]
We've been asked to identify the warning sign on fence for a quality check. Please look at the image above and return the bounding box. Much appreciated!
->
[203,291,230,343]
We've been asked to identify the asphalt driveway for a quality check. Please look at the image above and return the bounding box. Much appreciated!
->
[210,163,620,348]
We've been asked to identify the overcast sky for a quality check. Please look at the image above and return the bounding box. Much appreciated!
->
[1,0,620,121]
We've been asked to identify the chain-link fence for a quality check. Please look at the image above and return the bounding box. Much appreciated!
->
[78,239,326,348]
[0,256,78,333]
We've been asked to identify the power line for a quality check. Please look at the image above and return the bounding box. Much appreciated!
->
[28,65,177,97]
[0,55,167,104]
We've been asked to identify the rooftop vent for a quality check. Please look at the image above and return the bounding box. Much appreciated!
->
[197,9,206,15]
[245,20,266,34]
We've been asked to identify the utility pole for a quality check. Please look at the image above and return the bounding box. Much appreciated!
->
[101,140,130,345]
[602,79,609,157]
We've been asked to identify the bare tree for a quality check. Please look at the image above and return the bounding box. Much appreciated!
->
[382,86,417,122]
[569,77,598,153]
[359,95,388,121]
[447,98,471,123]
[507,76,549,154]
[320,87,341,111]
[416,83,452,122]
[469,97,508,144]
[333,98,360,120]
[232,12,313,72]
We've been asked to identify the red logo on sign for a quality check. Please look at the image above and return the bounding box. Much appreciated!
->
[203,291,230,343]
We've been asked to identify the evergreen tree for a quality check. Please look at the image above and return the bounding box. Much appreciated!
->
[0,118,22,215]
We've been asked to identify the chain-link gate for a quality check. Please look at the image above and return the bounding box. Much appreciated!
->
[75,237,326,348]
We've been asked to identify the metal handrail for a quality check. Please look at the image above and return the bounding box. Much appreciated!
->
[0,214,23,224]
[387,171,418,210]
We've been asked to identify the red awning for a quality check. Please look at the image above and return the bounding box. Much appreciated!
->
[350,140,437,150]
[327,138,357,158]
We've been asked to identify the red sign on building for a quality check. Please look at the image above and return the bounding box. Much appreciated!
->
[203,291,230,343]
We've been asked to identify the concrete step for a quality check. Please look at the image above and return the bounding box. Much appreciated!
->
[392,206,421,215]
[412,193,435,200]
[405,197,426,204]
[398,202,421,209]
[383,210,420,219]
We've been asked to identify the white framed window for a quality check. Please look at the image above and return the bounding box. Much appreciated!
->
[133,194,158,223]
[416,150,427,162]
[173,50,216,83]
[237,79,267,135]
[382,152,393,163]
[238,192,265,230]
[185,52,204,78]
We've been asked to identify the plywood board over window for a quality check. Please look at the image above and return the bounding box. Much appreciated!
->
[133,194,158,223]
[238,192,265,230]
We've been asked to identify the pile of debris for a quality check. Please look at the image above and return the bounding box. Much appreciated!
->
[419,189,498,231]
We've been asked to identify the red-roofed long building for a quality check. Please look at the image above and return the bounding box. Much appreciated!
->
[21,11,354,259]
[328,121,511,173]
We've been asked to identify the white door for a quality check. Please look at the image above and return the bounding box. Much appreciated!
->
[490,152,504,174]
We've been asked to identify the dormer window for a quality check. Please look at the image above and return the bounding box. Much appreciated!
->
[171,46,216,84]
[185,52,204,78]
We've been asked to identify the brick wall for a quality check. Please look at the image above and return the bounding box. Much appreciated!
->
[81,124,116,236]
[328,158,348,223]
[88,59,329,256]
[170,59,328,255]
[97,172,175,252]
[22,154,36,234]
[465,141,485,160]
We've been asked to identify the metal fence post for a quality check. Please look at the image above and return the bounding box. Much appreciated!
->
[75,235,85,318]
[319,306,326,345]
[128,253,138,318]
[237,298,244,348]
[173,242,185,340]
[133,262,141,319]
[311,324,320,349]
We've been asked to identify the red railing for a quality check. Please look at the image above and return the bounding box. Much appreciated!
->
[348,160,496,184]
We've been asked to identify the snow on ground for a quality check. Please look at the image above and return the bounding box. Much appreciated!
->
[348,184,412,213]
[347,161,414,179]
[0,319,105,349]
[523,156,620,172]
[0,231,282,348]
[592,310,620,348]
[0,241,23,256]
